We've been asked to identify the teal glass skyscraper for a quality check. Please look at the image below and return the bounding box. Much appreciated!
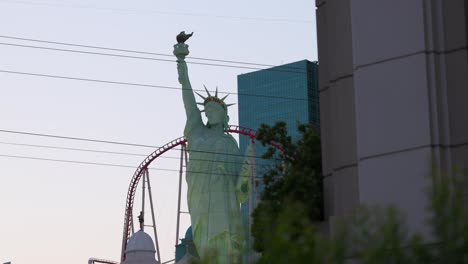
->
[237,59,319,258]
[238,59,319,158]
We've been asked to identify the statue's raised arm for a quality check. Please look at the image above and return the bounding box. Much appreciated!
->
[173,32,202,137]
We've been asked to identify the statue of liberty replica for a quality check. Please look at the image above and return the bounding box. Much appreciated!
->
[173,32,250,263]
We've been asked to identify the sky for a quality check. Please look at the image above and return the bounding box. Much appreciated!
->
[0,0,317,263]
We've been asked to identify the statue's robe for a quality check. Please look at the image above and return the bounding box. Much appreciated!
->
[185,119,248,263]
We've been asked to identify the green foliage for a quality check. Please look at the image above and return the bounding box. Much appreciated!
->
[254,202,323,264]
[252,163,468,263]
[250,121,468,263]
[340,206,432,264]
[427,167,468,263]
[251,122,323,256]
[255,122,322,220]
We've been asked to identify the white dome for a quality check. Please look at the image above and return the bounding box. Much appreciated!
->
[126,230,156,253]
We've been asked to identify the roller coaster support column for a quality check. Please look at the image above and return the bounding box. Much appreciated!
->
[146,169,162,263]
[175,142,186,256]
[141,169,146,231]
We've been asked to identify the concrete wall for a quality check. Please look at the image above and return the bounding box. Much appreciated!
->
[316,0,468,236]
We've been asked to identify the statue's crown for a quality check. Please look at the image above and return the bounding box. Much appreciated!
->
[196,86,235,112]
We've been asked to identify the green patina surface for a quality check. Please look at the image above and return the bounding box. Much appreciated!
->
[174,43,251,263]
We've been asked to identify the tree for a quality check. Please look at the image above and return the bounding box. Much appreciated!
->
[251,121,323,257]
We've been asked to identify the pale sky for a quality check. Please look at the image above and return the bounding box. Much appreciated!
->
[0,0,317,263]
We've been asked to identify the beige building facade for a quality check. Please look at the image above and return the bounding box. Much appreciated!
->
[316,0,468,236]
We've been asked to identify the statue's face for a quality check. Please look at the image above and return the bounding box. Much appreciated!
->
[205,102,226,126]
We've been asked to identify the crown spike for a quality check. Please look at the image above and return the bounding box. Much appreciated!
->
[203,85,212,97]
[220,94,229,101]
[195,92,206,100]
[215,87,219,97]
[196,102,204,106]
[226,103,236,107]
